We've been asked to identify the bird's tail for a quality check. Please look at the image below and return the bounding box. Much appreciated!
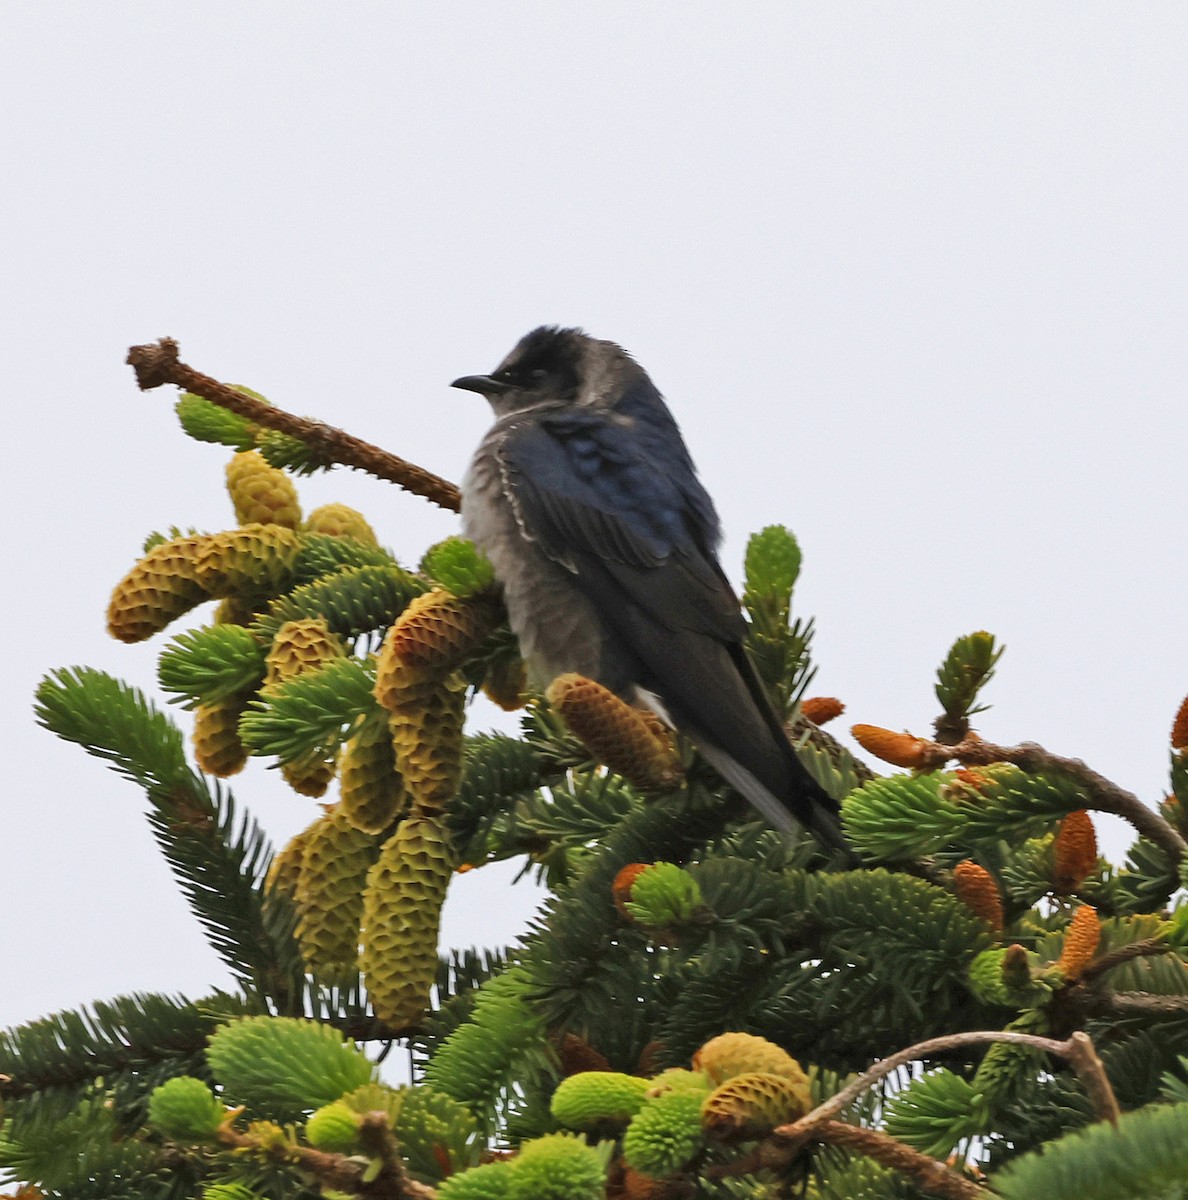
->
[691,734,848,852]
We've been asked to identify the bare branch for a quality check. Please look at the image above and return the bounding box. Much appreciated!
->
[909,734,1186,864]
[816,1121,984,1199]
[126,337,462,512]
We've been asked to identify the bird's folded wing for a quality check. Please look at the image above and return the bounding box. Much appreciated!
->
[496,417,744,645]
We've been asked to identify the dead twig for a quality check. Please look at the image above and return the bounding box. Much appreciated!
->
[910,735,1186,865]
[126,337,462,512]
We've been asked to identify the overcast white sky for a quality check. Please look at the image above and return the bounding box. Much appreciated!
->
[4,5,1188,1035]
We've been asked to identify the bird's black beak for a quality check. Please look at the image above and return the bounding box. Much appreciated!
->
[451,374,510,396]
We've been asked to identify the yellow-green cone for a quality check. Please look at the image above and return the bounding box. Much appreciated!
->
[700,1071,812,1140]
[265,819,317,904]
[193,695,250,777]
[375,640,466,815]
[340,712,407,834]
[107,535,209,642]
[359,815,456,1027]
[193,524,300,600]
[295,804,378,985]
[265,618,347,798]
[225,450,302,530]
[692,1032,808,1087]
[386,588,501,675]
[304,503,379,546]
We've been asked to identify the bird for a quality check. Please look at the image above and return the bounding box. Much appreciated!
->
[452,326,844,850]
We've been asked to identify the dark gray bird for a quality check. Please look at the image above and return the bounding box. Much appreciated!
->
[453,326,844,849]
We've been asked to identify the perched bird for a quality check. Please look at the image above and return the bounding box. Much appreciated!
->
[453,326,843,849]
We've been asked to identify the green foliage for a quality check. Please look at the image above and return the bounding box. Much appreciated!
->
[623,861,705,926]
[303,1098,360,1151]
[437,1160,515,1199]
[257,427,336,475]
[238,655,377,763]
[993,1101,1188,1200]
[290,531,394,585]
[422,536,497,597]
[158,623,267,707]
[551,1071,650,1129]
[934,630,1002,732]
[147,1074,225,1139]
[0,1090,160,1194]
[842,772,960,861]
[0,991,234,1119]
[508,1132,608,1199]
[34,669,302,1003]
[743,524,802,621]
[621,1085,705,1176]
[394,1084,483,1182]
[176,391,257,450]
[423,967,546,1129]
[205,1015,374,1121]
[882,1068,985,1158]
[20,394,1188,1200]
[252,562,426,644]
[742,525,815,714]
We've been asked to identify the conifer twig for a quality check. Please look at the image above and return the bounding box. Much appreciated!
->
[217,1115,438,1198]
[126,337,462,512]
[716,1029,1121,1196]
[815,1121,983,1200]
[773,1029,1118,1139]
[1076,937,1170,983]
[916,735,1186,864]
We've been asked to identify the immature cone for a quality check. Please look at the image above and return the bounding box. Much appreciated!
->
[304,503,379,546]
[551,1071,650,1129]
[339,714,406,834]
[359,814,456,1027]
[548,674,683,792]
[1055,905,1101,981]
[700,1071,812,1140]
[1052,810,1098,895]
[482,653,528,711]
[266,618,347,798]
[621,1087,706,1178]
[851,723,933,770]
[192,695,251,777]
[225,450,302,530]
[295,804,379,985]
[952,860,1004,932]
[375,641,467,814]
[192,524,301,600]
[692,1032,809,1088]
[387,588,501,675]
[265,819,316,904]
[553,1031,613,1077]
[800,696,844,726]
[106,535,209,642]
[1173,695,1188,752]
[613,863,653,920]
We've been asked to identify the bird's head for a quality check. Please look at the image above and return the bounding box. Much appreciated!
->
[452,326,640,417]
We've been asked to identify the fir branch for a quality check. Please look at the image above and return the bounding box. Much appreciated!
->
[1077,938,1171,984]
[716,1030,1118,1198]
[1095,992,1188,1018]
[0,992,231,1104]
[774,1030,1119,1146]
[914,735,1186,864]
[35,668,303,1005]
[814,1121,982,1200]
[216,1114,437,1198]
[127,338,462,512]
[239,655,378,763]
